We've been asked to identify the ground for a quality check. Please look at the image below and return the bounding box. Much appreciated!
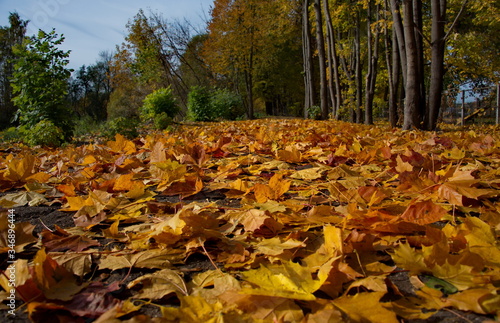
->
[1,119,499,322]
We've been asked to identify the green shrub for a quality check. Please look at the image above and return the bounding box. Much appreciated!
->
[211,89,245,120]
[22,120,64,147]
[0,127,22,142]
[154,112,173,130]
[307,105,321,120]
[102,117,139,139]
[187,86,244,122]
[73,115,103,137]
[187,86,213,121]
[140,87,179,122]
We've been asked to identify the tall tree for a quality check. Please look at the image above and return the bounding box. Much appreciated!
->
[323,0,342,119]
[68,52,113,121]
[384,0,401,127]
[302,0,316,117]
[401,0,421,130]
[0,12,28,129]
[11,29,73,135]
[204,0,301,119]
[364,0,381,125]
[314,0,329,119]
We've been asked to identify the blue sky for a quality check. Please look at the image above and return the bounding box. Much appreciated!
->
[0,0,214,69]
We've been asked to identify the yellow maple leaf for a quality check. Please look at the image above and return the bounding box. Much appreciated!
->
[98,249,173,271]
[107,134,136,155]
[33,248,85,301]
[332,291,399,322]
[127,268,187,299]
[240,261,323,300]
[161,295,225,323]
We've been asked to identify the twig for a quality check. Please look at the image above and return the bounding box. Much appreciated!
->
[198,237,223,275]
[39,218,53,232]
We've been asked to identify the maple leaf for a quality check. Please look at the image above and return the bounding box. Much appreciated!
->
[399,200,448,225]
[161,295,225,322]
[50,252,93,277]
[0,191,47,207]
[254,237,305,256]
[127,268,188,299]
[240,209,283,236]
[240,261,323,300]
[33,248,85,300]
[1,153,35,183]
[98,249,173,271]
[0,212,37,253]
[107,134,136,155]
[41,226,100,252]
[332,291,399,323]
[276,145,302,163]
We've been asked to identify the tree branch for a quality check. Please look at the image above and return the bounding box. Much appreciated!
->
[444,0,469,42]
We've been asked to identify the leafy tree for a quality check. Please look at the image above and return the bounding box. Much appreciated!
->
[140,87,179,123]
[203,0,302,119]
[0,12,28,130]
[10,29,73,138]
[107,46,148,120]
[187,86,213,121]
[68,51,113,121]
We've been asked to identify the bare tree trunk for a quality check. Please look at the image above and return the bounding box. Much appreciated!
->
[245,48,255,119]
[413,0,426,122]
[389,0,407,85]
[324,0,342,119]
[355,11,363,123]
[302,0,315,118]
[384,0,400,127]
[426,0,447,130]
[314,0,329,120]
[365,1,380,125]
[402,0,421,130]
[323,0,337,115]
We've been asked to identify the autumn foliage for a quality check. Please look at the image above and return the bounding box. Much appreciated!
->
[1,119,500,321]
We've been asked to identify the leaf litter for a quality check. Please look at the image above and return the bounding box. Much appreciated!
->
[0,119,500,322]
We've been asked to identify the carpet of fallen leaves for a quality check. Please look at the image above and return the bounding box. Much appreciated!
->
[1,119,500,322]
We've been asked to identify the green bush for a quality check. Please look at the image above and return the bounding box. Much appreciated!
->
[140,87,179,122]
[102,117,139,139]
[211,89,245,120]
[107,88,140,120]
[0,127,22,142]
[73,115,103,137]
[153,112,173,130]
[307,105,321,120]
[187,86,213,121]
[187,86,244,122]
[22,120,64,147]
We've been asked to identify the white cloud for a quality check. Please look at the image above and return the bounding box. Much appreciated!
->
[0,0,213,69]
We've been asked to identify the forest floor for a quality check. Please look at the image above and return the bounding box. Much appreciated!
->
[0,119,499,322]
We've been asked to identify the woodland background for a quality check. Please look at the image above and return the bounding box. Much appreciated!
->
[0,0,499,145]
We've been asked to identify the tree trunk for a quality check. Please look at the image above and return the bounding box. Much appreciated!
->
[323,0,338,118]
[385,0,400,128]
[324,0,342,119]
[302,0,315,118]
[314,0,329,120]
[413,0,426,122]
[402,0,421,130]
[389,0,407,85]
[355,11,363,123]
[425,0,447,130]
[365,1,380,125]
[323,0,342,120]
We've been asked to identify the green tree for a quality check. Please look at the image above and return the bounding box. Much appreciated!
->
[0,12,28,130]
[203,0,302,119]
[11,29,73,138]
